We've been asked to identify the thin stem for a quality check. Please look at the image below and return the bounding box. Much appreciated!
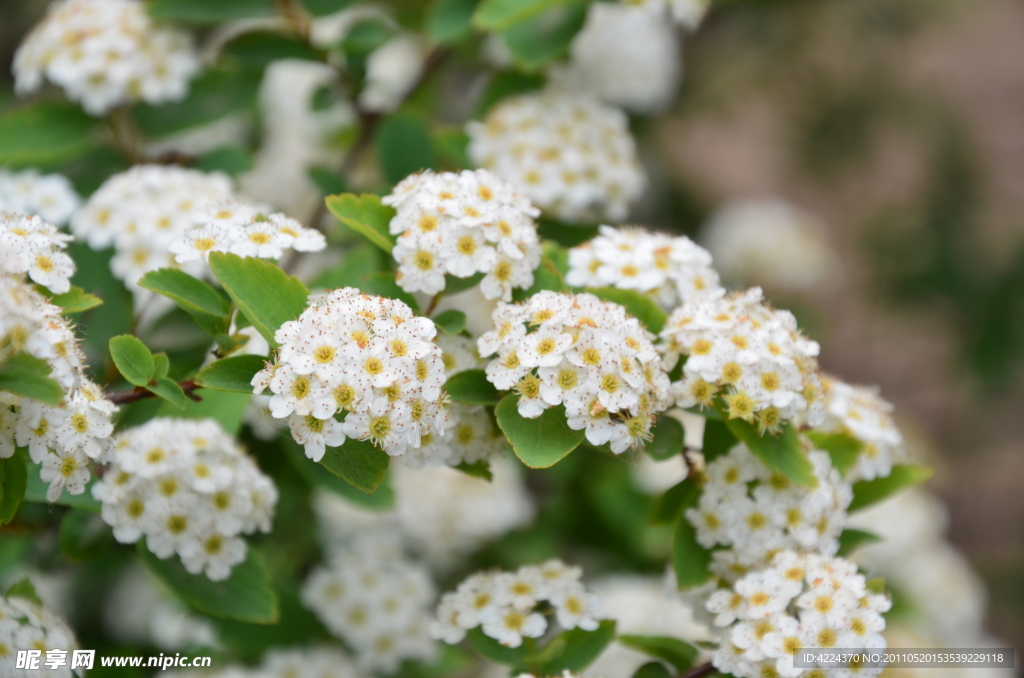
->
[679,662,716,678]
[424,293,442,317]
[107,107,143,165]
[106,379,203,406]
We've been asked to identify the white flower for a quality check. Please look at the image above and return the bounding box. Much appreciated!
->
[479,291,671,453]
[0,593,81,678]
[0,168,79,224]
[0,213,75,294]
[257,289,449,460]
[40,447,91,502]
[92,418,278,581]
[548,3,682,113]
[566,225,722,308]
[480,607,547,648]
[13,0,199,115]
[383,170,543,301]
[816,375,906,481]
[467,91,647,224]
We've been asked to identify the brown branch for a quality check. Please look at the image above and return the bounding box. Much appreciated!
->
[679,662,716,678]
[106,379,203,406]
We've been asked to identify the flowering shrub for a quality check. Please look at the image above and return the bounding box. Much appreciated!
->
[0,1,1003,678]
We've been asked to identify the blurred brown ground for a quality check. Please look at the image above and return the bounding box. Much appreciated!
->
[660,0,1024,646]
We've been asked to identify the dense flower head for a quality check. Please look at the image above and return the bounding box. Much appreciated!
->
[467,91,647,224]
[707,550,890,678]
[0,590,81,677]
[660,288,826,430]
[0,169,80,225]
[478,290,672,453]
[92,418,278,581]
[383,169,543,301]
[302,535,436,673]
[566,225,722,308]
[623,0,711,29]
[701,199,834,293]
[687,443,852,580]
[1,213,74,294]
[13,0,199,115]
[252,288,449,460]
[1,274,116,502]
[548,3,681,113]
[431,560,602,648]
[818,376,907,481]
[13,0,198,115]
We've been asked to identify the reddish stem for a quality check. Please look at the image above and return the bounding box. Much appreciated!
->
[106,379,202,406]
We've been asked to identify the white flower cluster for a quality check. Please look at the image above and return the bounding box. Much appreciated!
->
[0,590,80,678]
[548,3,681,113]
[0,169,79,225]
[818,376,907,481]
[302,534,436,673]
[1,276,116,502]
[383,169,542,301]
[624,0,711,30]
[566,225,722,308]
[13,0,199,115]
[1,213,74,293]
[71,165,234,306]
[169,199,325,264]
[687,443,852,580]
[660,288,826,431]
[92,418,278,581]
[432,561,602,648]
[701,199,835,293]
[314,456,535,571]
[707,550,890,678]
[402,335,508,468]
[479,291,671,453]
[252,288,448,460]
[467,92,646,224]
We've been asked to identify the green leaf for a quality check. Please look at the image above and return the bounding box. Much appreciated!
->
[454,460,493,481]
[152,353,170,379]
[319,437,390,494]
[196,355,267,393]
[633,662,673,678]
[137,540,279,623]
[376,113,438,186]
[672,511,712,589]
[646,414,684,461]
[363,271,420,312]
[433,309,467,335]
[208,253,310,348]
[0,353,64,405]
[726,420,818,488]
[24,460,101,512]
[5,579,42,605]
[58,508,113,561]
[194,146,253,176]
[618,635,698,673]
[45,286,103,314]
[324,193,398,253]
[148,0,276,23]
[0,452,28,525]
[525,635,567,666]
[446,369,502,406]
[837,528,882,556]
[701,418,736,461]
[149,377,189,409]
[806,430,863,476]
[222,31,323,67]
[500,1,588,71]
[0,101,102,166]
[133,68,262,138]
[512,256,568,302]
[473,0,574,30]
[310,243,384,289]
[537,620,617,674]
[466,627,528,669]
[495,395,584,468]
[139,267,233,336]
[849,464,934,512]
[473,71,545,119]
[282,438,395,510]
[434,128,471,170]
[444,271,486,295]
[586,287,668,334]
[427,0,481,43]
[649,478,699,525]
[308,166,348,196]
[109,335,156,387]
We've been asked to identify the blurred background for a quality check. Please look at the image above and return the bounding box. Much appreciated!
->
[2,0,1023,658]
